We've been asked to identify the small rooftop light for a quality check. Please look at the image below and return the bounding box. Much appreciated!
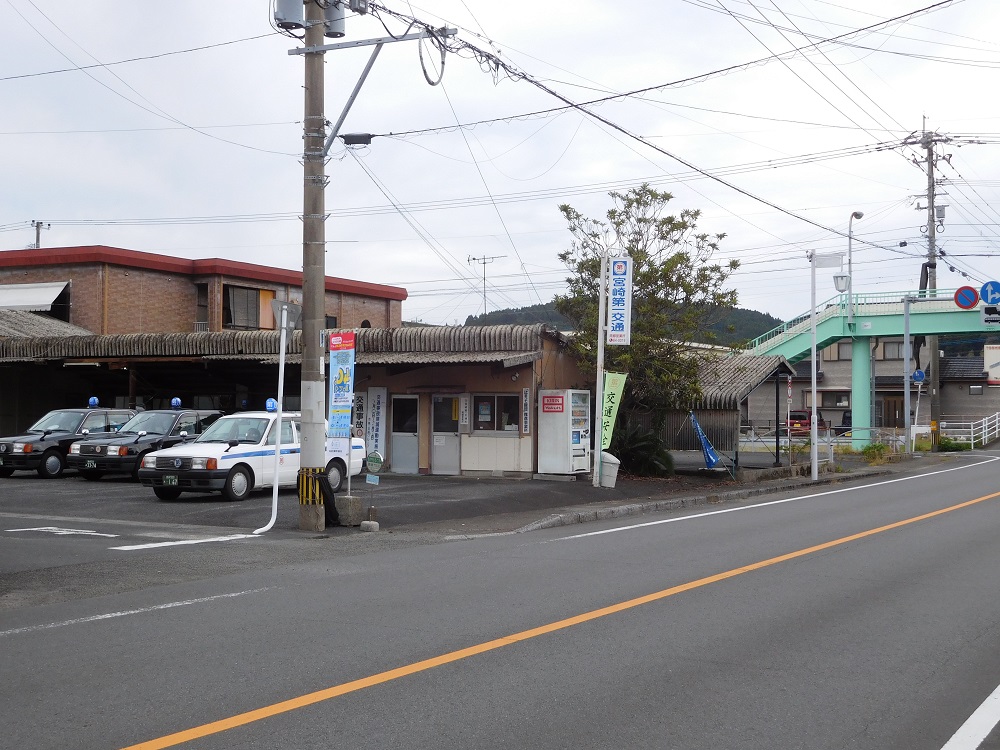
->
[170,397,182,410]
[265,398,278,413]
[88,396,99,408]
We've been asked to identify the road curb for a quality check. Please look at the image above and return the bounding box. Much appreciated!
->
[514,467,894,534]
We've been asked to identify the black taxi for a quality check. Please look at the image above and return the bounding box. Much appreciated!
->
[0,401,135,478]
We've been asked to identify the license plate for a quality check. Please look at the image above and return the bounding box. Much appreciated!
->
[85,460,97,469]
[162,475,178,486]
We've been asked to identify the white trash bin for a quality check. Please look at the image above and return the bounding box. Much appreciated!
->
[599,451,620,488]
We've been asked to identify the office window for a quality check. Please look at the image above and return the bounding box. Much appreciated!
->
[472,394,521,431]
[223,285,259,330]
[837,342,852,360]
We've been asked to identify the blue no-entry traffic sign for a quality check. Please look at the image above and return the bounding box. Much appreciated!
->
[981,281,1000,306]
[955,286,979,310]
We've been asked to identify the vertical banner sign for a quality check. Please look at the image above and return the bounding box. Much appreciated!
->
[521,387,531,434]
[607,257,633,346]
[601,372,627,450]
[327,333,356,455]
[366,387,387,457]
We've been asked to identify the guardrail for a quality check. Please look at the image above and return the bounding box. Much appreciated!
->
[941,412,1000,448]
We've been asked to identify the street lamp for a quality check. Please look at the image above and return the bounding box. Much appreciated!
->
[808,249,845,481]
[846,210,864,329]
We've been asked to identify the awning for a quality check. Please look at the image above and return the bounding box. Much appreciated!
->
[0,281,69,311]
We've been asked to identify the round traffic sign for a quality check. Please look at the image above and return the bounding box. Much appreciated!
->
[955,285,979,310]
[912,369,925,383]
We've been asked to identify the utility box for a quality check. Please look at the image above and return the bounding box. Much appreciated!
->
[537,389,591,474]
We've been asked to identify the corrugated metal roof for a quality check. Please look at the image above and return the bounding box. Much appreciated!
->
[0,324,561,364]
[695,354,796,409]
[0,309,92,338]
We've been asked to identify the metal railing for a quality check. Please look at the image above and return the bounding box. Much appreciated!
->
[744,288,961,355]
[940,412,1000,448]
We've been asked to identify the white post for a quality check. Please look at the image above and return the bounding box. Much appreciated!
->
[593,255,608,488]
[254,303,288,535]
[810,251,818,481]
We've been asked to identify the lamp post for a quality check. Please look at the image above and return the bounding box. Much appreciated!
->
[808,249,845,481]
[846,210,863,329]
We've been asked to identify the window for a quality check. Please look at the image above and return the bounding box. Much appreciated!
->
[473,394,521,431]
[325,315,338,329]
[265,419,295,445]
[837,342,852,360]
[883,341,904,360]
[223,285,259,330]
[195,284,209,330]
[172,414,198,436]
[821,392,850,408]
[970,385,984,395]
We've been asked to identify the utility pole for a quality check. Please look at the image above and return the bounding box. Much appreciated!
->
[918,126,945,452]
[31,220,49,249]
[467,255,505,316]
[299,0,329,531]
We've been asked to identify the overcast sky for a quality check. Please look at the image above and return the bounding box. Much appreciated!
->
[2,0,998,328]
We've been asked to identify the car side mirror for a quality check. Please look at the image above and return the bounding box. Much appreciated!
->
[82,429,89,435]
[138,431,147,437]
[179,431,189,441]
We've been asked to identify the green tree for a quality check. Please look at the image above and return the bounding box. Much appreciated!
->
[556,184,739,418]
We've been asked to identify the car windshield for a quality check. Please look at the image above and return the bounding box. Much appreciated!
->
[117,412,176,435]
[196,417,270,444]
[29,411,85,433]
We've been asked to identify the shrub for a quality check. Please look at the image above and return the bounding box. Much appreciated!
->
[609,422,675,476]
[938,436,971,452]
[861,442,889,464]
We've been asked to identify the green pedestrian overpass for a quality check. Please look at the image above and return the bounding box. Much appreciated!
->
[743,288,994,446]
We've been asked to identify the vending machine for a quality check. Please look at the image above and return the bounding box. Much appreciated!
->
[537,389,592,474]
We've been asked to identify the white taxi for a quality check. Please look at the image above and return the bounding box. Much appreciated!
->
[136,410,364,501]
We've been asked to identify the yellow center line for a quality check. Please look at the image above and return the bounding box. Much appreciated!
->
[123,489,1000,749]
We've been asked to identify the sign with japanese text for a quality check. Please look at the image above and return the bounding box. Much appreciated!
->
[542,394,564,413]
[601,372,627,450]
[607,257,633,346]
[522,387,531,434]
[366,387,387,456]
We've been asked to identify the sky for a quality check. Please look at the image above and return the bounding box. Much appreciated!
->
[2,0,999,328]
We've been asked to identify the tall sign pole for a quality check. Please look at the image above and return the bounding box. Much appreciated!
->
[592,255,608,488]
[299,0,328,531]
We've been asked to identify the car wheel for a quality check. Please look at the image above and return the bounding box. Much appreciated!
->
[325,459,345,493]
[153,486,182,501]
[37,450,65,479]
[223,466,252,501]
[80,471,105,481]
[0,468,14,478]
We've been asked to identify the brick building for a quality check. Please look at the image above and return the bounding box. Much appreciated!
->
[0,245,406,333]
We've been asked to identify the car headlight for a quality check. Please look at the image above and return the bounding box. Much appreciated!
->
[13,442,31,454]
[70,442,81,455]
[190,458,217,470]
[142,455,157,469]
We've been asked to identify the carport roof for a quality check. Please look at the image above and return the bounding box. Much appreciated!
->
[695,354,796,409]
[0,324,564,366]
[0,308,92,338]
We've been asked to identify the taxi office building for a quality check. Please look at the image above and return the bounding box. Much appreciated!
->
[0,245,406,431]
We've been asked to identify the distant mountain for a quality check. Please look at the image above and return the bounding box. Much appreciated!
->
[459,302,782,346]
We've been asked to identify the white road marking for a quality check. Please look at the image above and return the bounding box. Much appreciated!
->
[111,534,256,550]
[554,456,1000,541]
[941,682,1000,749]
[6,526,119,538]
[0,588,269,638]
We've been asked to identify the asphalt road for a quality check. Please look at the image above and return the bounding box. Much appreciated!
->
[6,453,1000,748]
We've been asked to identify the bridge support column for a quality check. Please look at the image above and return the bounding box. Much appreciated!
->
[851,336,872,450]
